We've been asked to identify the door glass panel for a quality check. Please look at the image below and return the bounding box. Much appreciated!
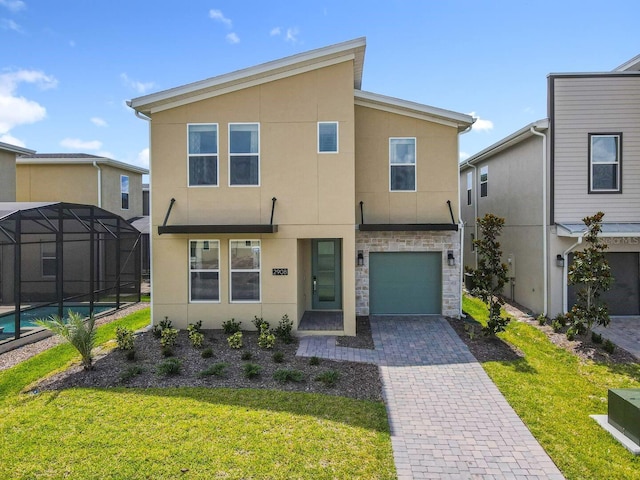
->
[316,241,335,302]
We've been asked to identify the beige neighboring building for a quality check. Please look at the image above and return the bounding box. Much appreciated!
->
[0,142,35,202]
[16,153,148,220]
[129,37,473,335]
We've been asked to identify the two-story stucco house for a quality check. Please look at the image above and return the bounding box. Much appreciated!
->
[460,54,640,318]
[16,153,148,221]
[0,142,35,202]
[129,38,473,335]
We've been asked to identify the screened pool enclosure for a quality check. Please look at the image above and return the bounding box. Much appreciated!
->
[0,202,141,344]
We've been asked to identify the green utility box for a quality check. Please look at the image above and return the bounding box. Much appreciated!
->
[608,389,640,445]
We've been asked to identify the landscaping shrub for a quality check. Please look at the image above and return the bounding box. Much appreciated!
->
[272,351,284,363]
[189,331,205,349]
[243,363,261,379]
[241,351,253,361]
[252,316,269,331]
[115,326,135,351]
[551,319,563,333]
[156,358,181,376]
[187,320,203,335]
[273,368,305,383]
[198,363,228,378]
[125,350,136,361]
[120,365,144,382]
[152,317,173,338]
[566,327,576,341]
[161,346,174,357]
[160,327,178,348]
[537,314,547,326]
[201,347,214,358]
[273,314,294,344]
[309,356,320,366]
[258,323,275,349]
[315,369,341,387]
[222,318,242,334]
[603,339,616,354]
[591,332,603,344]
[227,331,243,349]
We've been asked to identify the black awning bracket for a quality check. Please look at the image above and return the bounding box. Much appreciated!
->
[163,198,176,228]
[270,197,277,225]
[446,200,456,225]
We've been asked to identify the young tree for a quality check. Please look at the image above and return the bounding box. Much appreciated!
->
[566,211,612,335]
[471,213,509,336]
[34,311,97,370]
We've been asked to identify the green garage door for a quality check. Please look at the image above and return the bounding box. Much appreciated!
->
[369,252,442,314]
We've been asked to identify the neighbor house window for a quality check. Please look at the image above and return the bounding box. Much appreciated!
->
[480,166,488,197]
[318,122,338,153]
[120,175,129,210]
[230,240,260,302]
[188,124,218,186]
[466,171,473,206]
[229,123,259,186]
[390,137,416,191]
[189,240,220,302]
[470,233,475,252]
[42,243,56,278]
[589,133,621,193]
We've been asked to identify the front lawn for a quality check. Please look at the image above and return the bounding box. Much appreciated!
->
[0,307,395,480]
[464,295,640,480]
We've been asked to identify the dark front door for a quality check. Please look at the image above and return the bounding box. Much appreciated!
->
[311,239,342,310]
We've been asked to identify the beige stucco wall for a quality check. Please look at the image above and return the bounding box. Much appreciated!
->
[355,105,460,224]
[0,150,16,201]
[100,165,143,219]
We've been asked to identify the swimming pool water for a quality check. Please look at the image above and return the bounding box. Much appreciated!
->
[0,305,115,335]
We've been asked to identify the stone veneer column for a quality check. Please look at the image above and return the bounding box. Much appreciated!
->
[355,230,461,317]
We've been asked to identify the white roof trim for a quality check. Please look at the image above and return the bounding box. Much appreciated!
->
[354,90,473,130]
[129,37,366,115]
[460,119,549,170]
[0,141,35,155]
[614,53,640,72]
[17,157,149,174]
[556,223,640,237]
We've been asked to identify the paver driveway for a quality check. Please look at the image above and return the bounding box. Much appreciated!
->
[298,316,565,480]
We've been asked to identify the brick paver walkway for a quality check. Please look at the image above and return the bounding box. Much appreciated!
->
[297,316,565,479]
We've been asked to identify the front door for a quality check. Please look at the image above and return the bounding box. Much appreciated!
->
[312,239,342,310]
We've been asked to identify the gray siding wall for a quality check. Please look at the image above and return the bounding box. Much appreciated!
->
[553,75,640,223]
[0,150,16,202]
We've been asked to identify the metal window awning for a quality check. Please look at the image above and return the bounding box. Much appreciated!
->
[358,223,458,232]
[556,222,640,237]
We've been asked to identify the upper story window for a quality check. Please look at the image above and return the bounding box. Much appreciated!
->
[318,122,338,153]
[389,137,416,191]
[480,166,488,197]
[466,171,473,205]
[120,175,129,210]
[41,242,56,278]
[189,240,220,302]
[188,124,218,186]
[229,123,259,186]
[589,133,621,193]
[230,240,261,302]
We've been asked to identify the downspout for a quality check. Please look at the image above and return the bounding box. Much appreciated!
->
[92,161,102,208]
[530,125,547,316]
[458,123,474,317]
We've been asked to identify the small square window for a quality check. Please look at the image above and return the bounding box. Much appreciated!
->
[318,122,338,153]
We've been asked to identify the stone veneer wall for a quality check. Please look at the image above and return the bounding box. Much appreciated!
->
[355,230,461,318]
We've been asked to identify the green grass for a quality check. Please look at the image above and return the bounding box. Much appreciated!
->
[0,306,395,479]
[463,295,640,480]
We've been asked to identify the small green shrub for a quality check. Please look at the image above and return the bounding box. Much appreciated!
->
[252,316,269,331]
[537,314,547,326]
[554,313,568,327]
[125,350,136,361]
[274,314,294,344]
[189,331,205,349]
[566,327,576,341]
[464,323,477,340]
[187,320,203,335]
[243,363,262,379]
[156,358,181,376]
[152,317,173,338]
[227,331,243,349]
[309,356,320,366]
[120,365,144,382]
[33,312,97,370]
[315,369,340,387]
[603,339,616,354]
[161,346,174,357]
[258,323,276,349]
[273,368,305,383]
[272,351,284,363]
[241,351,253,361]
[199,363,228,377]
[551,319,563,333]
[591,332,603,344]
[222,318,242,334]
[115,326,135,351]
[160,327,178,348]
[201,347,214,358]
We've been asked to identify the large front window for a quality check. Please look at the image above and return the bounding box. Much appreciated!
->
[590,133,621,193]
[189,240,219,302]
[229,123,259,186]
[389,137,416,191]
[188,124,218,186]
[230,240,260,302]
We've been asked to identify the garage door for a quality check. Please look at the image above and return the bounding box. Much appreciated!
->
[369,252,441,314]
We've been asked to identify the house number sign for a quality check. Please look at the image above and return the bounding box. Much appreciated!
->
[272,268,288,276]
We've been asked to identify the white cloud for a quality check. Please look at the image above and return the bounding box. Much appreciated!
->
[226,32,239,44]
[459,151,470,162]
[270,27,281,36]
[120,73,156,95]
[90,116,108,127]
[60,138,102,150]
[0,133,25,147]
[1,18,23,33]
[468,112,494,132]
[137,147,149,167]
[209,9,231,28]
[0,69,57,133]
[0,0,25,12]
[285,27,299,43]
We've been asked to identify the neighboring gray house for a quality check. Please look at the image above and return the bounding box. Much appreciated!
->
[460,54,640,318]
[0,142,35,202]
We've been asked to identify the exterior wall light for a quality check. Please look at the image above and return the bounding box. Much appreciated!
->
[447,250,455,267]
[556,254,565,268]
[357,250,364,266]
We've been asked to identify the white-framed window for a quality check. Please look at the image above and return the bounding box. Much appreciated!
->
[389,137,416,191]
[589,133,622,193]
[188,123,218,187]
[229,240,261,302]
[41,242,56,278]
[466,171,473,206]
[189,240,220,302]
[480,166,488,197]
[120,175,129,210]
[318,122,338,153]
[229,123,259,186]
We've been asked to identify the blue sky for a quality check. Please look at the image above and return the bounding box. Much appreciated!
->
[1,0,639,171]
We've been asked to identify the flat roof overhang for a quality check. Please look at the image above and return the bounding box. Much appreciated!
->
[158,224,278,235]
[556,223,640,237]
[358,223,458,232]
